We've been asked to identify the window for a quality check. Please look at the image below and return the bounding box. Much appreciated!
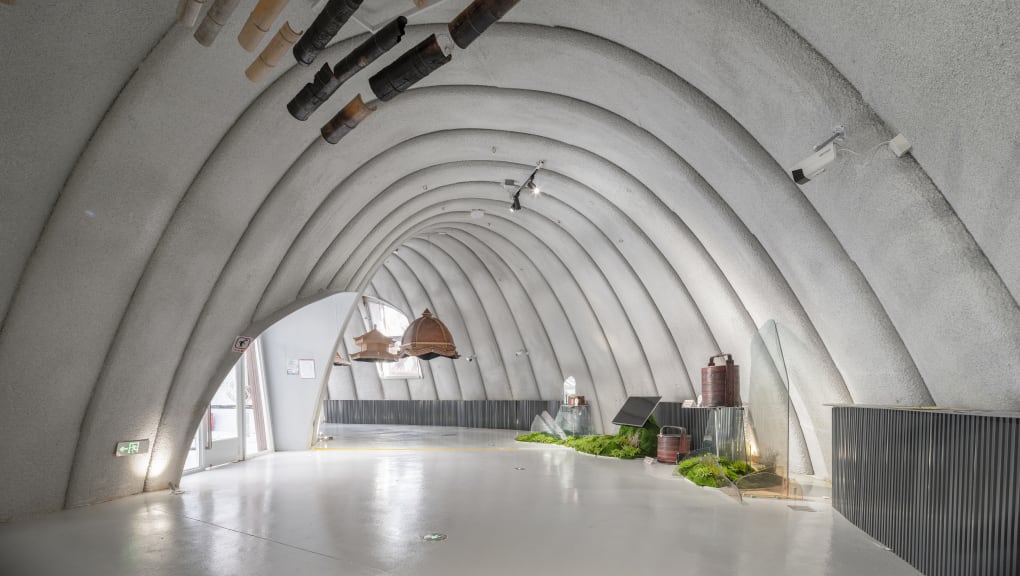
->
[364,297,422,380]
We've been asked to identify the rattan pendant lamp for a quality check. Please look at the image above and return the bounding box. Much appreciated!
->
[400,309,460,360]
[350,325,401,362]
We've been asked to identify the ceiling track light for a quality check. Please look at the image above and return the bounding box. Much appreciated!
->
[448,0,522,49]
[508,160,544,212]
[287,16,406,120]
[293,0,364,66]
[369,34,453,102]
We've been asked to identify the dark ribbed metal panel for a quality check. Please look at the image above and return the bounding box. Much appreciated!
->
[833,406,1020,576]
[654,403,744,455]
[323,400,560,431]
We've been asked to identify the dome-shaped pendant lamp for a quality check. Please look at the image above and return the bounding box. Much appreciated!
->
[400,309,460,360]
[351,325,401,363]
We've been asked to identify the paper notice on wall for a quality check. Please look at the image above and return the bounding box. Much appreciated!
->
[298,359,316,379]
[286,360,300,375]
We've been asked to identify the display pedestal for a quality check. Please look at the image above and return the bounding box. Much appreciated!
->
[554,404,593,437]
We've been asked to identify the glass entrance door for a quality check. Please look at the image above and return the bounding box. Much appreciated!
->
[205,364,242,467]
[183,339,273,473]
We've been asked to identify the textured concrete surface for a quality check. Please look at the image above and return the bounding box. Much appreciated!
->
[0,426,921,576]
[1,0,1017,520]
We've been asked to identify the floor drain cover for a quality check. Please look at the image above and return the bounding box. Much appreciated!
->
[789,505,816,512]
[423,533,447,542]
[514,467,526,470]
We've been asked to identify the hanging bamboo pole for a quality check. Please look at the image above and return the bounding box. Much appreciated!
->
[238,0,289,52]
[246,22,303,82]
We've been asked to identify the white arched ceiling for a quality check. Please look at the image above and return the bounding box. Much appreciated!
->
[1,0,1017,519]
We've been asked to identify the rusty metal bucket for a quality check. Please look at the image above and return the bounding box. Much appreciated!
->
[657,425,691,464]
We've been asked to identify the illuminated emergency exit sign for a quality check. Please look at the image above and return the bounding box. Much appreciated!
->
[114,439,150,457]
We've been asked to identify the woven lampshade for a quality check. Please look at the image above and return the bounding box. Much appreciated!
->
[400,309,460,360]
[350,326,400,363]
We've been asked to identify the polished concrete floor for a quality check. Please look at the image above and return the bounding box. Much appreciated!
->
[0,425,920,576]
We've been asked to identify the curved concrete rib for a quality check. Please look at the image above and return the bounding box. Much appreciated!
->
[398,217,626,432]
[396,244,509,400]
[389,249,489,400]
[428,232,562,401]
[15,7,1003,511]
[382,257,462,401]
[439,226,603,428]
[404,238,542,400]
[347,295,388,401]
[368,267,439,401]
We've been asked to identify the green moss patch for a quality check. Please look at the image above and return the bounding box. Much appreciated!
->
[676,454,754,487]
[515,416,660,460]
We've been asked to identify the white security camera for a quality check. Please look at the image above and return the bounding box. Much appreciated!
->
[791,142,837,184]
[791,124,845,185]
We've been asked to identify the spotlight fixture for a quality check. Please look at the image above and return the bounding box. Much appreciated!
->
[293,0,364,66]
[507,160,544,212]
[287,16,407,120]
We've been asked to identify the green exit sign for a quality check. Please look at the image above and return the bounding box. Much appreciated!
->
[114,439,150,457]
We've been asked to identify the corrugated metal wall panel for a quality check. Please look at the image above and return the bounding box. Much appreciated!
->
[832,406,1020,576]
[654,403,744,456]
[323,400,561,431]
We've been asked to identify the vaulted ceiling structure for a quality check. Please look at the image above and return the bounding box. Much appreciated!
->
[1,0,1018,520]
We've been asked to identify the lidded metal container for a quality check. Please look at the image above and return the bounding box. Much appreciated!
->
[701,353,739,407]
[656,426,691,464]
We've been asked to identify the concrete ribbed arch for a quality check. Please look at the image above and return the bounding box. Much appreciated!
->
[398,216,630,433]
[101,71,852,499]
[362,283,412,400]
[389,247,489,400]
[291,177,824,468]
[259,116,840,466]
[436,225,605,432]
[2,1,1014,520]
[403,238,543,400]
[381,256,463,401]
[367,266,440,401]
[345,195,659,393]
[349,294,388,400]
[428,231,566,401]
[395,243,510,400]
[338,174,695,400]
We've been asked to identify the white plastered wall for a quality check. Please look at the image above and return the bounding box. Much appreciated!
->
[0,0,1017,520]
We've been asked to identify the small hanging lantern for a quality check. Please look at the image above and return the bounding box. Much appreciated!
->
[351,325,401,363]
[400,309,460,360]
[332,351,351,366]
